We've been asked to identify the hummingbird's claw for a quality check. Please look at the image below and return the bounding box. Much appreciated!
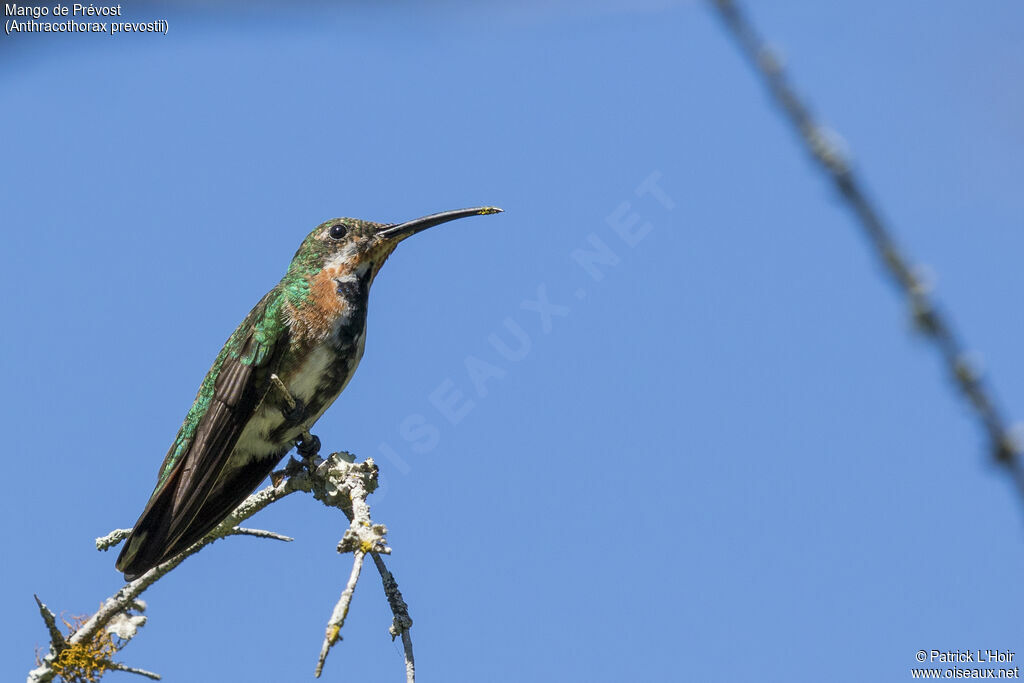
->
[297,432,321,459]
[283,397,305,424]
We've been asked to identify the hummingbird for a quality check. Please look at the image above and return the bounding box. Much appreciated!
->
[115,206,502,580]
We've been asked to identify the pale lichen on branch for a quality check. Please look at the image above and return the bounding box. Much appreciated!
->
[29,453,415,683]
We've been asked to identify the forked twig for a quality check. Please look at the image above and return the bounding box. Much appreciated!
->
[29,453,414,683]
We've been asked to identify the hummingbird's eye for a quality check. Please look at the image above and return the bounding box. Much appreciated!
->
[328,224,348,240]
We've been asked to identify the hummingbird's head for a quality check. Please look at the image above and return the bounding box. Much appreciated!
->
[284,207,503,307]
[280,207,501,341]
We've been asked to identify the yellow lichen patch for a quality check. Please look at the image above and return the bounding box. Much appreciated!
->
[326,624,341,646]
[49,615,118,683]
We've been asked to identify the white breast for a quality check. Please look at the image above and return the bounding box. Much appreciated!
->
[287,344,337,404]
[231,331,367,462]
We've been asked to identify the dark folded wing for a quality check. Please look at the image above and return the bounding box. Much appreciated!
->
[116,291,288,579]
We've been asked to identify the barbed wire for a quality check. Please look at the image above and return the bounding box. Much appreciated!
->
[708,0,1024,495]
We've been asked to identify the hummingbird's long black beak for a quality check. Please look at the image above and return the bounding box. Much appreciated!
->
[377,206,503,242]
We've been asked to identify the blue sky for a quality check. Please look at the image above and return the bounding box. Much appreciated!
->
[3,2,1024,681]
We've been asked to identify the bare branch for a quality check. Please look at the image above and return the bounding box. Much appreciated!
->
[315,549,367,678]
[709,0,1023,490]
[95,529,132,552]
[227,527,294,543]
[29,452,415,683]
[305,455,394,678]
[33,596,66,653]
[64,472,308,656]
[103,661,162,680]
[371,552,415,683]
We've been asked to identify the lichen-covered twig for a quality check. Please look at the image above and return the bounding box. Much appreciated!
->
[315,546,368,678]
[33,597,66,654]
[105,662,161,680]
[371,552,415,683]
[29,452,414,683]
[95,528,132,552]
[709,0,1022,487]
[229,527,294,543]
[29,600,151,682]
[308,455,392,677]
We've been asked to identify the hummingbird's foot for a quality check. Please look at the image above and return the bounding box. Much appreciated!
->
[283,397,305,424]
[297,432,321,459]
